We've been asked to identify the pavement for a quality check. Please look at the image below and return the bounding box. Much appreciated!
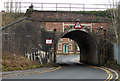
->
[2,55,118,81]
[2,67,55,78]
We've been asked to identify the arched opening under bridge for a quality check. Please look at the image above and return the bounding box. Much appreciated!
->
[57,30,98,65]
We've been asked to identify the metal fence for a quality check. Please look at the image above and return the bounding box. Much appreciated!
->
[4,2,117,12]
[113,44,120,64]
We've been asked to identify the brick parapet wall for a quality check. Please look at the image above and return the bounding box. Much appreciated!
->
[30,11,111,23]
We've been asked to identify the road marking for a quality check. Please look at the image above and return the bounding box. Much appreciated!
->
[105,67,119,80]
[3,55,116,80]
[75,58,113,81]
[86,65,113,81]
[84,65,113,81]
[109,72,113,81]
[76,57,80,63]
[3,66,62,78]
[37,65,62,74]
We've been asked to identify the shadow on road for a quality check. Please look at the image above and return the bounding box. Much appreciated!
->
[57,62,85,67]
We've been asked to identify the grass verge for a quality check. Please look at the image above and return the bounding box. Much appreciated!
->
[104,61,119,71]
[2,54,43,71]
[104,60,120,80]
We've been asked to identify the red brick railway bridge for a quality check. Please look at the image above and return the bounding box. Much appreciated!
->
[2,11,112,66]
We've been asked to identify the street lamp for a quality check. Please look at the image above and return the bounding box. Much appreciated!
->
[53,28,57,66]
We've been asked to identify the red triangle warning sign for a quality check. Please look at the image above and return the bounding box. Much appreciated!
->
[74,22,82,29]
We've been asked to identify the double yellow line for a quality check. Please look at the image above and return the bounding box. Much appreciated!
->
[37,65,62,74]
[88,65,113,81]
[3,57,114,80]
[75,58,113,81]
[3,66,63,78]
[44,58,114,81]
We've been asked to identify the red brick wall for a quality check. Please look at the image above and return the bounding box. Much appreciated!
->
[92,23,109,32]
[30,11,111,54]
[31,11,111,22]
[45,22,110,32]
[45,22,63,31]
[57,38,80,54]
[45,22,110,54]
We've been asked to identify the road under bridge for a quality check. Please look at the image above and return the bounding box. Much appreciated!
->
[60,29,98,65]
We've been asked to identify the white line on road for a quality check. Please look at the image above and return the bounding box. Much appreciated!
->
[105,67,119,80]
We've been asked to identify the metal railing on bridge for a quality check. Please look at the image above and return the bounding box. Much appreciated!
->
[4,2,117,12]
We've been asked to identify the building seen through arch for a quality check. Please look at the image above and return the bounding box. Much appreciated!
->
[57,38,80,55]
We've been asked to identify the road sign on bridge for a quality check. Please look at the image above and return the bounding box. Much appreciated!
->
[46,39,53,44]
[74,22,82,29]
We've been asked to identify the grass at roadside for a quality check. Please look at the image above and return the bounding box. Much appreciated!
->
[104,61,120,80]
[104,61,119,70]
[2,54,43,71]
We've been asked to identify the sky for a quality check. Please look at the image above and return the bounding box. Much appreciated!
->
[0,0,120,12]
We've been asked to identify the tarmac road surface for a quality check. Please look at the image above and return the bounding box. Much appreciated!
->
[3,55,116,81]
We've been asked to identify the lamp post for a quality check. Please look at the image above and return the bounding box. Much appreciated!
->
[53,28,57,66]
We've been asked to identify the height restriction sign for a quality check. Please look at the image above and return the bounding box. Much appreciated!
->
[74,21,82,29]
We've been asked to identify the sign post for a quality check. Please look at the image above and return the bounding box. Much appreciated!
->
[53,28,57,67]
[74,21,82,29]
[45,39,53,66]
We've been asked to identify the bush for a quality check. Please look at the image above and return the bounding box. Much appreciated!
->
[2,54,43,71]
[104,60,119,70]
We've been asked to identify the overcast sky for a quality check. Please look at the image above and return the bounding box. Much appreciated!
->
[0,0,120,11]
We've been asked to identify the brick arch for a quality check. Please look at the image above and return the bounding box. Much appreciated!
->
[57,29,98,65]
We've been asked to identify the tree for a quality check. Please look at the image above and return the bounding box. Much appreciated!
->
[108,1,120,44]
[25,4,34,17]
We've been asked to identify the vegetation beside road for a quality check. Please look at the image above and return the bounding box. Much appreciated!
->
[104,60,120,80]
[104,61,119,71]
[2,12,25,26]
[2,54,43,71]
